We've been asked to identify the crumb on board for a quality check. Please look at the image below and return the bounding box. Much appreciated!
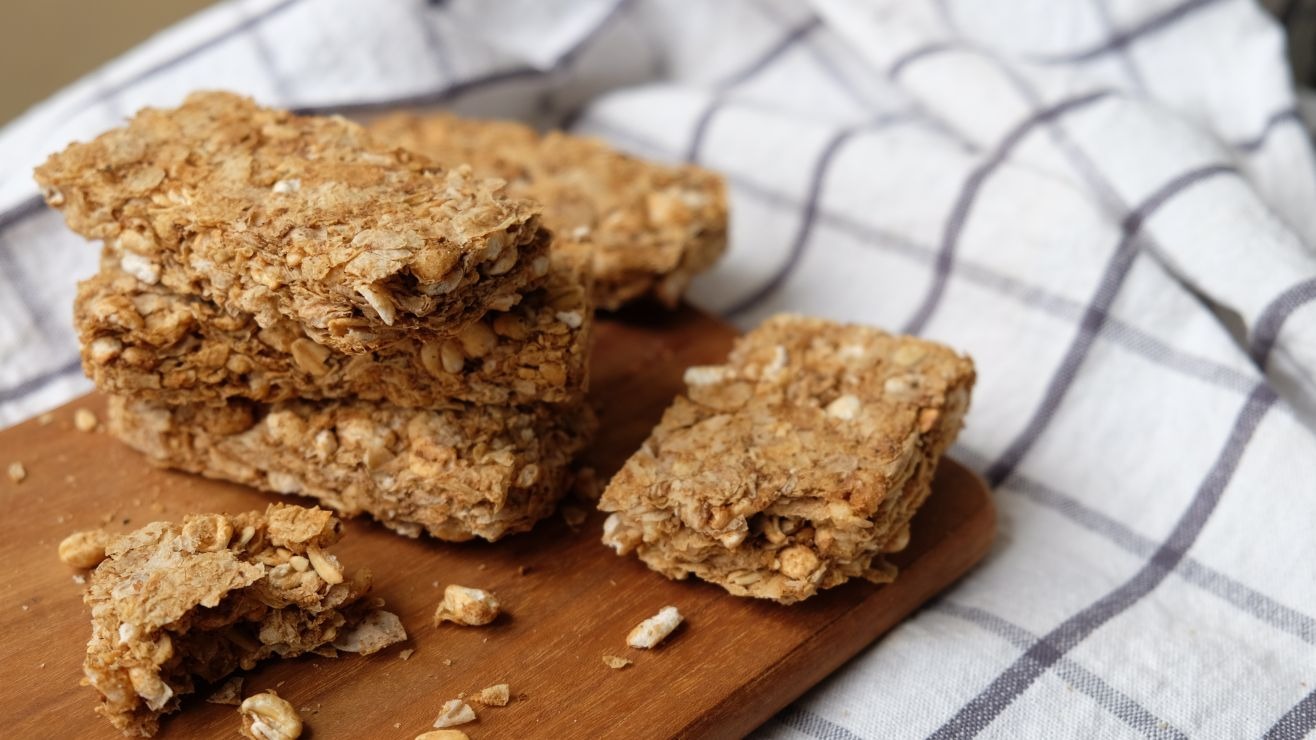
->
[627,606,683,649]
[7,461,27,484]
[432,699,476,728]
[239,690,302,740]
[58,529,111,569]
[331,609,408,655]
[517,565,532,576]
[74,408,99,432]
[434,585,500,627]
[416,730,470,740]
[475,683,510,707]
[38,412,54,425]
[399,648,415,661]
[603,655,633,670]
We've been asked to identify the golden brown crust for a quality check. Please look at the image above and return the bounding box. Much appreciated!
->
[75,249,593,407]
[367,112,728,310]
[598,314,975,604]
[83,504,379,737]
[107,395,597,542]
[36,92,550,353]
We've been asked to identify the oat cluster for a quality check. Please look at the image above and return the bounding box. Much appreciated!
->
[599,314,975,604]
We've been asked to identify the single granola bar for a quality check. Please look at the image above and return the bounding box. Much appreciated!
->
[107,395,596,542]
[36,92,550,353]
[76,249,593,407]
[367,113,728,310]
[82,504,390,736]
[598,314,975,604]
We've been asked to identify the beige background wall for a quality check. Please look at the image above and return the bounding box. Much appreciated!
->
[0,0,215,124]
[0,1,1308,127]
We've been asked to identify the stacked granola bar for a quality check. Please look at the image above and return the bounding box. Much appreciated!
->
[368,113,728,310]
[37,92,601,542]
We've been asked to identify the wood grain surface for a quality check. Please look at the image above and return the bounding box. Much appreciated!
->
[0,306,994,739]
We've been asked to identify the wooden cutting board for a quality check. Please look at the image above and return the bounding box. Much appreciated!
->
[0,306,994,739]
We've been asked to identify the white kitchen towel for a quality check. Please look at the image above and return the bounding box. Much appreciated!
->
[2,1,1315,737]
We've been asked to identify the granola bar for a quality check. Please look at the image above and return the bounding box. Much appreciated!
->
[367,113,728,310]
[36,92,550,353]
[598,314,975,604]
[107,395,596,542]
[76,249,593,407]
[83,504,382,736]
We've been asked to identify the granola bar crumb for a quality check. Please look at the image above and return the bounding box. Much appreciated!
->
[417,731,470,740]
[627,606,683,649]
[602,655,632,670]
[332,609,408,655]
[74,408,99,432]
[433,585,500,626]
[72,574,87,585]
[58,529,111,568]
[7,461,27,484]
[239,690,302,740]
[432,699,476,728]
[475,683,510,707]
[206,677,244,706]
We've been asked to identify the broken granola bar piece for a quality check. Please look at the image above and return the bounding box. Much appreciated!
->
[368,112,728,310]
[599,314,975,604]
[82,504,385,737]
[36,92,550,353]
[432,699,477,728]
[433,586,500,627]
[474,683,510,707]
[627,606,683,649]
[76,248,593,406]
[107,395,596,542]
[602,655,632,669]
